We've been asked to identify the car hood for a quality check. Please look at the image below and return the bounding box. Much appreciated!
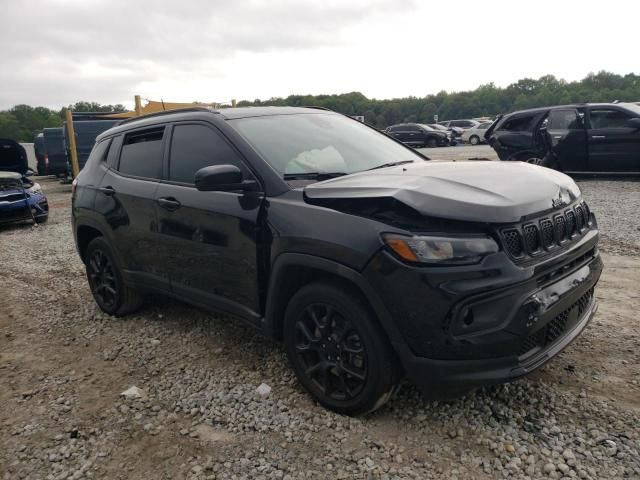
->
[303,161,581,224]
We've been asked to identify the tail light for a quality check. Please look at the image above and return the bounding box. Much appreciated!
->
[71,178,78,195]
[45,154,49,166]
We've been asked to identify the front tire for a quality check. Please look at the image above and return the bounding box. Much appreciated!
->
[426,137,438,148]
[85,237,143,316]
[469,135,480,145]
[284,282,400,415]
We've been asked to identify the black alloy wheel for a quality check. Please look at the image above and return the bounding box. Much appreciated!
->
[293,303,367,402]
[88,248,119,311]
[284,282,400,415]
[84,237,143,316]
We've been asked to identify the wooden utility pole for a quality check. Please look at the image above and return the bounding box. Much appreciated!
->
[134,95,142,116]
[64,109,80,178]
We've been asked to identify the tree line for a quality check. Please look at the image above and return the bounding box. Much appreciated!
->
[0,102,127,143]
[2,71,639,142]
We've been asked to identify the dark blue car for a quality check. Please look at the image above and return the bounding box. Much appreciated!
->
[0,138,48,225]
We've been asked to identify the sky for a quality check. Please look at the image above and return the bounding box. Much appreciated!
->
[1,0,638,110]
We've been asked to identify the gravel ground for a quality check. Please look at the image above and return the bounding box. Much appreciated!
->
[1,176,639,480]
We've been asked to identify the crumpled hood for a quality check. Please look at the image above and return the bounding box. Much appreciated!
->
[303,161,581,223]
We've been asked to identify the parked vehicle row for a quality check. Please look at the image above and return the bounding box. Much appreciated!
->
[73,106,601,415]
[485,102,640,172]
[33,117,121,177]
[384,123,453,147]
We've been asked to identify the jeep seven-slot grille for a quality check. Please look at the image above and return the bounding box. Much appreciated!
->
[518,288,594,357]
[501,201,592,263]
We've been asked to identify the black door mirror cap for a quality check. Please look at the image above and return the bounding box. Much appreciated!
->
[194,164,259,192]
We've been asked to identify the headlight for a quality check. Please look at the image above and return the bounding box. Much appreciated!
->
[382,234,499,265]
[27,183,43,196]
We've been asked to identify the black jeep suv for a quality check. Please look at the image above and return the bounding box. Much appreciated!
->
[485,102,640,172]
[72,107,602,415]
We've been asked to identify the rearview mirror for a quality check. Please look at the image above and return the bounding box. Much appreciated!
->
[627,117,640,130]
[194,164,257,192]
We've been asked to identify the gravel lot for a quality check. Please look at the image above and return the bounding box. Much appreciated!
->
[1,174,639,480]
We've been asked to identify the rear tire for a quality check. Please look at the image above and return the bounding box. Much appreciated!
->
[284,282,401,415]
[426,137,438,148]
[85,237,143,316]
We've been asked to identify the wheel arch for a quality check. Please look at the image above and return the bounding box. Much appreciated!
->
[76,223,104,263]
[263,253,404,348]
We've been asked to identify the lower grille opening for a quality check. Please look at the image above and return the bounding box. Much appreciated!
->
[518,288,594,357]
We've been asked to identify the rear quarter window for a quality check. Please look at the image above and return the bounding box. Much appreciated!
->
[117,127,165,179]
[86,138,112,165]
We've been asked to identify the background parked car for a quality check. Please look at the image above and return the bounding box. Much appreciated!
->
[460,122,492,145]
[34,132,47,175]
[427,123,463,139]
[485,102,640,172]
[0,138,48,224]
[438,119,484,130]
[43,127,68,176]
[385,123,450,147]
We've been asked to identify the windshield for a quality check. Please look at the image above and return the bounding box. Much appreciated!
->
[418,124,436,131]
[229,113,421,176]
[622,103,640,116]
[429,124,447,131]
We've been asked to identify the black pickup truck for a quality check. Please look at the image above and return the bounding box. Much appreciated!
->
[485,102,640,173]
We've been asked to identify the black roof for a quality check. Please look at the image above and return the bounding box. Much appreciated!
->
[97,106,334,141]
[504,102,637,116]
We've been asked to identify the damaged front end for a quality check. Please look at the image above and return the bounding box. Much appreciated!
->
[0,172,48,225]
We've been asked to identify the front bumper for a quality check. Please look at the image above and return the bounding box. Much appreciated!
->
[0,192,48,224]
[363,229,602,398]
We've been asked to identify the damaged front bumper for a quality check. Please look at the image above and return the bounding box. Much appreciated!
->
[363,229,602,399]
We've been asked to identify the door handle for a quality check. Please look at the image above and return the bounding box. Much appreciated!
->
[591,135,606,139]
[157,197,181,211]
[98,186,115,196]
[553,136,562,139]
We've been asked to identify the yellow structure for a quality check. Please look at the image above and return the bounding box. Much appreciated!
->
[64,108,80,178]
[102,98,230,119]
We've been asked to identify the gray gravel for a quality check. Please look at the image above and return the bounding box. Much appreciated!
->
[576,179,640,256]
[1,176,639,480]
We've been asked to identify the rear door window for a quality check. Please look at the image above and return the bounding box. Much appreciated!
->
[168,123,248,184]
[548,110,582,130]
[589,109,631,129]
[117,127,165,179]
[500,115,535,132]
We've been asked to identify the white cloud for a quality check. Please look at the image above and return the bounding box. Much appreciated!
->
[1,0,638,109]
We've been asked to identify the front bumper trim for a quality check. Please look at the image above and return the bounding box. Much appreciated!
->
[400,295,598,399]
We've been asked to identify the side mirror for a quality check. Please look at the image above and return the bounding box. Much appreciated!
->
[194,164,257,192]
[627,117,640,130]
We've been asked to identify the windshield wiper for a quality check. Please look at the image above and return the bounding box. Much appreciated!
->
[283,172,348,181]
[366,160,414,171]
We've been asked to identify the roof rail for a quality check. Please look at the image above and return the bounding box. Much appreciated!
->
[302,106,334,111]
[115,107,217,126]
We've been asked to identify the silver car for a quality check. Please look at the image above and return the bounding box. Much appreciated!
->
[460,122,492,145]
